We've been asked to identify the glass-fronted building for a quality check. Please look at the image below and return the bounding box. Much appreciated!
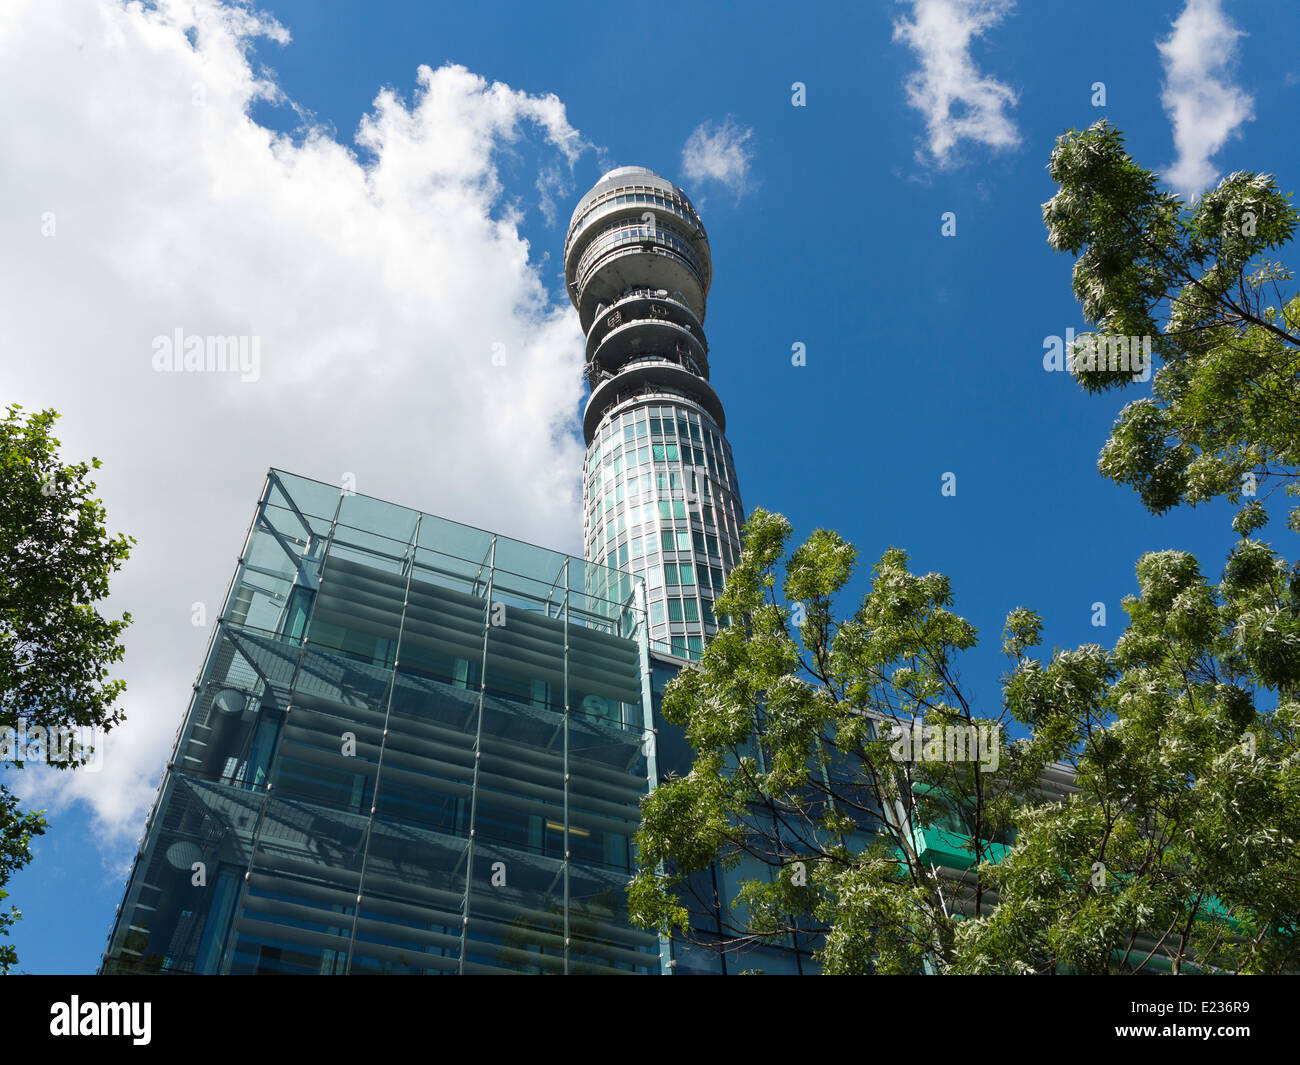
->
[566,167,745,660]
[101,470,664,974]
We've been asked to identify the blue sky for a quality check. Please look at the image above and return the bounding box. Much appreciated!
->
[3,0,1298,973]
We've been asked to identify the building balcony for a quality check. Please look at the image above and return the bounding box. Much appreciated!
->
[583,360,727,443]
[587,318,709,385]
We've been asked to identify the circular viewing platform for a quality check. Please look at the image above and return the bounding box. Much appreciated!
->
[564,167,711,331]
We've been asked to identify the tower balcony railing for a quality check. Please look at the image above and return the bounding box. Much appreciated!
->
[588,319,709,380]
[564,188,704,266]
[592,287,707,332]
[583,361,726,443]
[572,220,707,296]
[587,288,706,346]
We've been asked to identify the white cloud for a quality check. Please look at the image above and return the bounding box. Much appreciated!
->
[681,117,755,199]
[892,0,1019,168]
[1158,0,1254,200]
[0,1,591,852]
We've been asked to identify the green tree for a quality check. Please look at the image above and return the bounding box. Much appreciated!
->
[628,509,1037,974]
[958,541,1300,974]
[1042,120,1300,525]
[0,790,45,974]
[631,511,1300,974]
[0,405,133,972]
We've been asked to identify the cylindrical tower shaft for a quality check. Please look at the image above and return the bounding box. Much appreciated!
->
[565,166,744,659]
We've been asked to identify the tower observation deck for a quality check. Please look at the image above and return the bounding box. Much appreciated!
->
[565,166,744,659]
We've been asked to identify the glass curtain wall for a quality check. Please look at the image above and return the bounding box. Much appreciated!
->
[583,398,743,661]
[101,470,662,975]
